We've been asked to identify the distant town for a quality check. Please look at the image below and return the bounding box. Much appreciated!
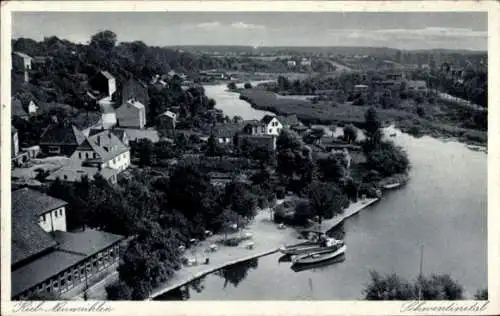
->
[10,29,487,302]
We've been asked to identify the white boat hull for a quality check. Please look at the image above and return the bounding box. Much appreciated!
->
[292,245,347,265]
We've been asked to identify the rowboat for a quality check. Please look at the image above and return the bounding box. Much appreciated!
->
[279,238,343,256]
[291,254,346,272]
[291,245,347,265]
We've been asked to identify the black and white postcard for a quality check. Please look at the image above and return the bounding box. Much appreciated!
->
[1,1,498,315]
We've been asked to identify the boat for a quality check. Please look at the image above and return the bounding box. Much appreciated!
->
[291,245,347,265]
[291,254,346,272]
[383,182,401,190]
[279,238,343,256]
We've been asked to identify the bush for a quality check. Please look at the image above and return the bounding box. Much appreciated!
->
[106,281,132,300]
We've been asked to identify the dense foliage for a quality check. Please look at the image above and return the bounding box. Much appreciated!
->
[364,271,464,300]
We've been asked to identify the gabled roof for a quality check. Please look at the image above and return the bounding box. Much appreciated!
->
[100,71,115,80]
[119,99,145,111]
[12,188,68,217]
[54,230,124,256]
[212,123,244,138]
[12,98,28,117]
[79,129,129,162]
[261,115,276,124]
[40,124,86,146]
[13,51,32,60]
[11,188,65,265]
[159,110,176,119]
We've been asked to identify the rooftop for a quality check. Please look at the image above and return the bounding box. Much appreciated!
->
[40,124,86,146]
[100,71,115,80]
[53,230,124,257]
[12,250,84,297]
[76,130,129,163]
[12,188,68,217]
[13,51,32,60]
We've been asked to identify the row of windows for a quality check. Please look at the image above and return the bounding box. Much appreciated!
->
[17,245,120,300]
[79,152,98,160]
[39,208,64,222]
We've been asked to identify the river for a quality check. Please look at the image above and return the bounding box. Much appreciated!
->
[158,83,487,300]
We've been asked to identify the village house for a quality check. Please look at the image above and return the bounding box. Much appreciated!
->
[39,124,87,156]
[405,80,428,95]
[121,78,149,114]
[12,51,33,70]
[11,98,29,120]
[300,58,312,67]
[116,98,147,129]
[287,60,297,68]
[11,188,124,300]
[353,84,369,94]
[211,123,243,144]
[157,110,177,130]
[276,115,304,130]
[244,115,283,136]
[90,71,116,97]
[46,164,120,184]
[70,129,130,172]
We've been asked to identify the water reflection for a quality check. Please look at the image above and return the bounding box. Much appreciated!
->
[216,258,259,288]
[156,277,207,301]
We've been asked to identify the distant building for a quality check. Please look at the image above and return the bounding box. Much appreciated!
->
[12,51,32,70]
[287,60,297,68]
[243,115,283,137]
[211,123,243,144]
[90,71,116,97]
[70,129,130,172]
[39,124,87,156]
[11,98,29,120]
[11,188,124,300]
[12,52,32,82]
[353,84,369,94]
[46,163,120,184]
[300,59,312,67]
[405,80,428,94]
[121,78,149,115]
[157,110,177,130]
[116,98,146,129]
[12,125,19,158]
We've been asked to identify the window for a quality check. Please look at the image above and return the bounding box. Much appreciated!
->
[48,146,60,154]
[54,210,58,218]
[40,215,45,222]
[60,209,63,216]
[79,152,82,159]
[268,129,272,134]
[93,153,98,159]
[63,175,68,180]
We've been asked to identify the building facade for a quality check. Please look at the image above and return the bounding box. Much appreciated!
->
[116,99,147,129]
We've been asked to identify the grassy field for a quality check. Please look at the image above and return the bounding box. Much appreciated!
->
[239,89,414,125]
[239,89,487,146]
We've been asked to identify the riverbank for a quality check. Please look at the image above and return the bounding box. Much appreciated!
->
[146,196,379,300]
[238,89,487,147]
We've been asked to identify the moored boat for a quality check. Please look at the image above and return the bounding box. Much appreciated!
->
[291,245,347,265]
[280,238,343,256]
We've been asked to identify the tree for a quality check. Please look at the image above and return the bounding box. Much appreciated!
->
[474,288,488,300]
[223,181,258,220]
[135,138,154,166]
[244,82,253,89]
[227,82,237,90]
[364,107,382,148]
[90,30,117,53]
[343,124,358,143]
[317,153,346,182]
[277,129,303,151]
[366,141,410,176]
[106,281,133,300]
[206,135,219,157]
[363,271,464,300]
[303,181,348,221]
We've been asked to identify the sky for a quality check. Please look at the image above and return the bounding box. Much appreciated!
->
[12,12,488,51]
